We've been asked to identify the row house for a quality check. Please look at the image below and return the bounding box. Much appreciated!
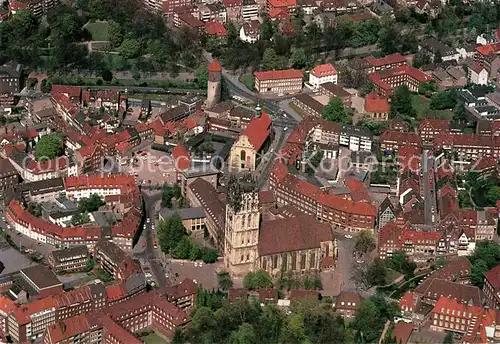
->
[47,245,90,273]
[467,156,498,179]
[380,130,421,153]
[401,230,446,259]
[484,265,500,311]
[430,296,497,343]
[369,65,432,97]
[187,177,226,248]
[44,285,193,344]
[266,0,296,15]
[419,119,450,143]
[6,200,101,249]
[340,124,372,152]
[197,3,227,22]
[94,239,141,281]
[270,162,376,232]
[364,53,408,74]
[292,93,324,118]
[434,133,500,160]
[378,221,447,259]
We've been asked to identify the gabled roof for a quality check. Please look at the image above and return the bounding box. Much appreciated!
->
[254,69,303,81]
[310,63,337,78]
[485,265,500,289]
[364,92,390,113]
[258,214,333,256]
[239,112,272,151]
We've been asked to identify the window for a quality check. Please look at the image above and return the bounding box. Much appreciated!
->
[240,150,246,161]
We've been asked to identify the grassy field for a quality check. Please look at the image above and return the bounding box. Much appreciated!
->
[411,94,453,120]
[239,74,254,91]
[85,21,110,41]
[141,333,168,344]
[91,41,111,51]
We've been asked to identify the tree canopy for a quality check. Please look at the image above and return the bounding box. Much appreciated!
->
[469,242,500,287]
[243,270,273,290]
[34,135,64,161]
[354,230,376,256]
[78,194,105,213]
[322,97,348,123]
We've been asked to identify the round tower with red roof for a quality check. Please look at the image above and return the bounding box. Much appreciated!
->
[207,59,222,108]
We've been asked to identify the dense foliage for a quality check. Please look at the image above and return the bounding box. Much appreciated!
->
[78,194,105,213]
[0,0,200,74]
[468,242,500,288]
[34,135,64,161]
[182,284,399,344]
[157,214,218,263]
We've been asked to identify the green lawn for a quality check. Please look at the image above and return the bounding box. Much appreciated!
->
[239,74,254,91]
[85,21,110,41]
[411,94,454,120]
[141,333,168,344]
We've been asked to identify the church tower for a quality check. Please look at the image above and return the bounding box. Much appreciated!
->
[207,59,222,108]
[224,174,260,277]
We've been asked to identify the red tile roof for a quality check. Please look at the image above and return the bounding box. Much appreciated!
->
[380,130,421,147]
[399,291,418,312]
[205,21,227,36]
[272,162,377,217]
[364,92,389,113]
[240,112,272,151]
[47,315,90,343]
[345,178,370,203]
[369,65,431,91]
[254,69,303,81]
[208,59,222,73]
[64,174,136,191]
[172,145,190,170]
[9,0,27,10]
[402,230,442,243]
[268,7,289,19]
[475,43,500,56]
[258,214,333,256]
[419,119,450,132]
[106,284,126,301]
[485,265,500,289]
[184,118,197,130]
[222,0,243,6]
[267,0,296,7]
[391,323,414,344]
[364,53,407,68]
[378,221,404,249]
[310,63,337,78]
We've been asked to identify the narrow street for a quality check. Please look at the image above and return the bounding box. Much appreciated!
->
[136,191,170,288]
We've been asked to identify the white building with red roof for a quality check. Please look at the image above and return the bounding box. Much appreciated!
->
[229,109,272,171]
[254,69,303,95]
[308,63,337,89]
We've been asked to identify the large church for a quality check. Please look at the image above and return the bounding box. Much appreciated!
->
[223,175,337,277]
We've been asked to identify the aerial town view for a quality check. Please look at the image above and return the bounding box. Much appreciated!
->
[0,0,499,343]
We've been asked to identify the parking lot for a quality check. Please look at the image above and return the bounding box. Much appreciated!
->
[167,259,224,289]
[126,148,177,186]
[0,234,39,275]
